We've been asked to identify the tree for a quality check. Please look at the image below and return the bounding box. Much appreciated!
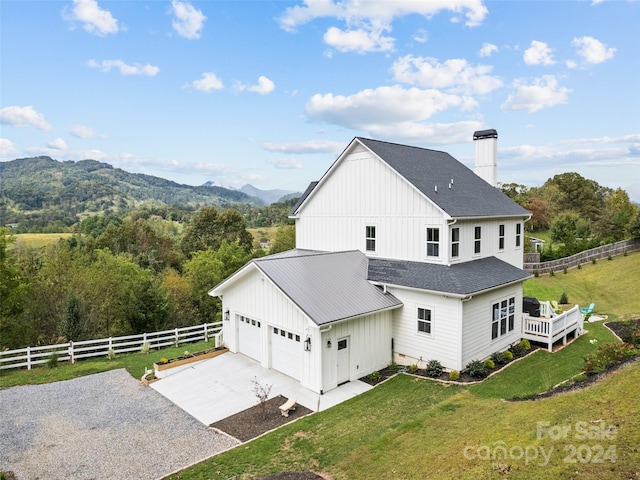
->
[0,229,31,348]
[181,207,253,257]
[63,293,83,341]
[184,249,225,324]
[593,188,638,242]
[525,197,551,231]
[538,172,605,222]
[270,224,296,254]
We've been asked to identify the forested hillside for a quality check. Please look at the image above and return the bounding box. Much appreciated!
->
[0,156,264,231]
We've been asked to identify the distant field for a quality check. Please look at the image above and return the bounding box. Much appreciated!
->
[13,233,75,249]
[248,226,279,243]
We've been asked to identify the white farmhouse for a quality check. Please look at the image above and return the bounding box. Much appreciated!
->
[210,130,533,394]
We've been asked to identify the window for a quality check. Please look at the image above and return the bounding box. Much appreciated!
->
[498,224,505,250]
[491,297,515,340]
[366,226,376,252]
[474,226,482,254]
[516,223,522,247]
[417,307,432,335]
[426,228,440,257]
[451,227,460,258]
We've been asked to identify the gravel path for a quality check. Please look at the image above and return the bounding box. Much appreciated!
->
[0,369,240,480]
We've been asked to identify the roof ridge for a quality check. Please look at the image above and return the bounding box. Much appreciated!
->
[357,137,448,156]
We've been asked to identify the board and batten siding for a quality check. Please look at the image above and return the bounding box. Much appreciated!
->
[460,285,523,367]
[295,149,448,263]
[388,287,462,371]
[220,267,321,391]
[449,219,524,268]
[319,311,393,392]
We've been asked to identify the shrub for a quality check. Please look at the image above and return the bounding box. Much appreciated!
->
[106,348,116,360]
[519,339,531,351]
[503,350,513,361]
[140,342,150,354]
[620,324,640,348]
[582,342,636,375]
[578,263,582,269]
[449,370,460,381]
[549,268,555,277]
[483,358,495,369]
[607,254,612,261]
[509,343,526,358]
[425,359,444,378]
[465,359,488,379]
[387,361,398,371]
[592,258,597,265]
[490,351,507,365]
[408,364,419,373]
[559,292,568,304]
[563,267,568,274]
[534,270,539,277]
[47,352,60,369]
[367,371,382,382]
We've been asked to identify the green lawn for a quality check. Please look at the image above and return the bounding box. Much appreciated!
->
[13,232,75,249]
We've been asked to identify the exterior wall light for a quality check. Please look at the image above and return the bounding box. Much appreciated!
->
[224,309,230,321]
[327,340,332,348]
[304,337,311,352]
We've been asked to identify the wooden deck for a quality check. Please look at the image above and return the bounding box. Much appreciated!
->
[522,302,584,352]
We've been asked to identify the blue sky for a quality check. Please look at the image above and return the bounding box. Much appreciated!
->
[1,0,639,200]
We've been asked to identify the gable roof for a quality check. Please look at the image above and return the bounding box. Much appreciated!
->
[292,137,529,218]
[215,250,402,326]
[367,256,532,296]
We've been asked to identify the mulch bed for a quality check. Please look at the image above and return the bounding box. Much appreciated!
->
[606,318,640,340]
[210,395,312,442]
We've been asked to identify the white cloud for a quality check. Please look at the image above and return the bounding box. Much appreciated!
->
[171,0,206,39]
[523,40,555,66]
[261,140,345,154]
[557,133,640,145]
[278,0,488,32]
[0,106,53,131]
[62,0,119,36]
[278,1,487,53]
[88,59,159,76]
[366,120,484,145]
[501,75,571,113]
[48,138,68,150]
[235,76,275,95]
[479,42,498,57]
[391,55,503,95]
[191,72,224,92]
[267,157,303,169]
[0,138,18,158]
[306,86,474,134]
[70,124,105,139]
[572,36,616,64]
[323,26,395,53]
[413,29,428,44]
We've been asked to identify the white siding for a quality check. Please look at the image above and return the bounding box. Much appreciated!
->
[460,285,524,367]
[388,287,462,371]
[320,311,393,392]
[295,150,448,263]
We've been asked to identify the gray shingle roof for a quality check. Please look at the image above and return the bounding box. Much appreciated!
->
[357,137,529,218]
[367,256,532,296]
[254,250,402,326]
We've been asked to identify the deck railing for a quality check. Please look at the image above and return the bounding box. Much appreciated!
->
[522,304,583,351]
[0,322,223,371]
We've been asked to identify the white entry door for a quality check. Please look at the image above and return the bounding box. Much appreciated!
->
[237,315,262,361]
[271,327,301,380]
[337,336,350,385]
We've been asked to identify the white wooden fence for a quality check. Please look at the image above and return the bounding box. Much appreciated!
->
[0,322,223,371]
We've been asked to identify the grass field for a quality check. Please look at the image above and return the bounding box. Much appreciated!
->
[13,232,75,249]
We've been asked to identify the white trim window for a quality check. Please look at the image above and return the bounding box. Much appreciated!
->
[498,224,505,250]
[516,223,522,248]
[417,307,432,335]
[426,227,440,257]
[366,225,376,252]
[474,226,482,254]
[491,297,515,340]
[451,227,460,258]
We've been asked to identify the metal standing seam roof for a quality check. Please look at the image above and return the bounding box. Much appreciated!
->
[253,250,402,326]
[367,256,532,296]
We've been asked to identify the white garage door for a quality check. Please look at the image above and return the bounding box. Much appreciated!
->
[271,327,301,380]
[238,315,262,361]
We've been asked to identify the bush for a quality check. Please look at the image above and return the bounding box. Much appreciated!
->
[367,371,382,382]
[106,348,116,360]
[490,351,505,365]
[509,343,526,358]
[449,370,460,381]
[559,292,568,304]
[47,352,60,369]
[503,350,513,361]
[483,359,495,369]
[549,268,555,277]
[519,339,531,351]
[620,324,640,348]
[388,361,398,371]
[140,342,150,354]
[582,342,636,375]
[408,364,419,373]
[465,359,489,379]
[425,359,444,378]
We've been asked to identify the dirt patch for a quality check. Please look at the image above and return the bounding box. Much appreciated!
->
[211,395,312,442]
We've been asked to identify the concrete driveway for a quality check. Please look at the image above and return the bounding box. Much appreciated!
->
[150,351,372,425]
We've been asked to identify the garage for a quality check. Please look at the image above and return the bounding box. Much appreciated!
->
[271,327,302,380]
[237,315,262,361]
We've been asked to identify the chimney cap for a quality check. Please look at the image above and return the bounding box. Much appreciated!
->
[473,129,498,140]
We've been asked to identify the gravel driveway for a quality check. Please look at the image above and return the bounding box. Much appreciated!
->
[0,369,240,480]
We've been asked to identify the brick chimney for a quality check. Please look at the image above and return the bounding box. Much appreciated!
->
[473,129,498,187]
